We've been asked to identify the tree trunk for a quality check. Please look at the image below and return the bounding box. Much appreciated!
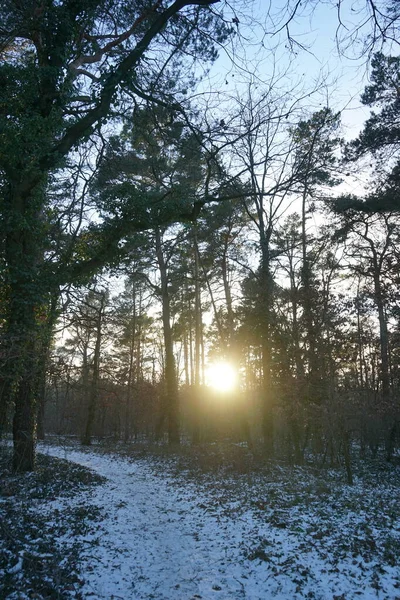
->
[342,430,354,485]
[5,194,45,472]
[288,248,305,463]
[193,229,201,443]
[301,185,319,401]
[124,333,135,442]
[183,326,190,387]
[36,292,59,441]
[221,236,234,345]
[260,240,274,456]
[12,347,37,472]
[8,295,40,472]
[125,291,136,442]
[0,378,12,438]
[188,294,194,385]
[261,341,274,456]
[373,271,390,402]
[136,291,143,382]
[155,228,180,444]
[82,293,106,446]
[356,292,365,390]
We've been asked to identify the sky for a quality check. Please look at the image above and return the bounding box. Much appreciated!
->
[56,0,387,368]
[190,0,389,222]
[207,0,376,139]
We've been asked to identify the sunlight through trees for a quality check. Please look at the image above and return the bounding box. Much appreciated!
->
[1,0,400,473]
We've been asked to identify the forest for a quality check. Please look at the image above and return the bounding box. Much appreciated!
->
[1,1,400,599]
[0,0,400,476]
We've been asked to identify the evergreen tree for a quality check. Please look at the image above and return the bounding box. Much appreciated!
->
[0,0,229,471]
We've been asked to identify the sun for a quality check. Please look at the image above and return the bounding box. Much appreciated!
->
[206,361,237,393]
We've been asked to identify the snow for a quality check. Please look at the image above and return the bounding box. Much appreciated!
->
[7,554,23,575]
[36,443,400,599]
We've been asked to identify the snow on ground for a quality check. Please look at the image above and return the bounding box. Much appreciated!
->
[36,443,400,600]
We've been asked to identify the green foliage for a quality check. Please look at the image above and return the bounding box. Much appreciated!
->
[0,0,229,288]
[92,106,208,231]
[291,108,342,189]
[0,0,230,470]
[337,53,400,213]
[349,53,400,159]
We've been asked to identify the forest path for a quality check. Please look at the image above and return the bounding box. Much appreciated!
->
[38,444,255,600]
[37,443,400,600]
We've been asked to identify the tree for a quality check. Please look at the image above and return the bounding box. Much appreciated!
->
[93,104,217,443]
[272,0,400,57]
[59,286,110,444]
[199,197,248,356]
[112,279,154,441]
[334,211,399,452]
[222,84,324,454]
[290,108,341,402]
[272,213,306,462]
[339,53,400,213]
[0,0,230,471]
[80,289,108,446]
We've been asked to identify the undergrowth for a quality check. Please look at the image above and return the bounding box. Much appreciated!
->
[0,447,105,600]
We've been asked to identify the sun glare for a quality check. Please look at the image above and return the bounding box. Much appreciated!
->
[206,361,237,393]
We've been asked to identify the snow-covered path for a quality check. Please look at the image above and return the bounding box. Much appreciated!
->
[36,444,400,600]
[38,444,257,600]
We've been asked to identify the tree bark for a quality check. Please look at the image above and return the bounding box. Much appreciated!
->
[193,228,202,443]
[82,292,106,446]
[36,292,59,440]
[125,290,136,442]
[3,0,218,470]
[4,188,44,471]
[155,228,180,444]
[260,240,274,456]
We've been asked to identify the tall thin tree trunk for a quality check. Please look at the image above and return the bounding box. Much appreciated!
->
[155,227,180,444]
[36,292,59,440]
[136,291,143,382]
[0,378,12,439]
[260,240,274,456]
[193,229,201,443]
[82,293,106,446]
[183,326,190,387]
[288,246,305,463]
[301,183,319,398]
[125,297,136,442]
[188,295,194,386]
[373,271,390,402]
[356,291,364,390]
[221,236,234,346]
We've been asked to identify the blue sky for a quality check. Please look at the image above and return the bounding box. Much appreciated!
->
[207,0,380,139]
